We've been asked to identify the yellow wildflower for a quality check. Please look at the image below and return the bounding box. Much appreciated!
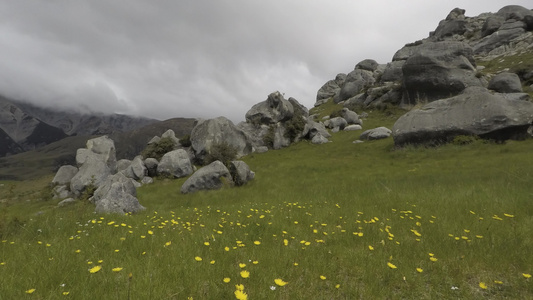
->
[416,268,423,273]
[368,245,374,251]
[89,265,102,273]
[26,288,36,294]
[234,289,248,300]
[223,277,231,283]
[194,256,202,262]
[239,263,246,268]
[387,262,397,269]
[523,273,532,279]
[479,282,487,289]
[112,267,123,272]
[320,275,326,280]
[235,284,244,291]
[274,278,288,286]
[240,270,250,278]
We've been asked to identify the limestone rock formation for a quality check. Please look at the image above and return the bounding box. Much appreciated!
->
[229,161,255,186]
[245,91,294,124]
[488,72,523,93]
[181,160,233,194]
[156,149,193,178]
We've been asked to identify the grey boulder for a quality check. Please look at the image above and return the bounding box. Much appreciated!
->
[156,149,193,178]
[488,72,523,93]
[393,87,533,146]
[360,127,392,140]
[229,161,255,186]
[245,91,294,124]
[338,69,375,102]
[52,165,78,185]
[91,173,145,214]
[181,161,233,194]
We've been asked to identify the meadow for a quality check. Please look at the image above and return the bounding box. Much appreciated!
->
[1,107,533,299]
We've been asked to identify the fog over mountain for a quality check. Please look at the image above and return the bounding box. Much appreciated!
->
[0,1,530,123]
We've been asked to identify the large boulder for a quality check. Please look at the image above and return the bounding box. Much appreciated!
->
[91,173,144,214]
[393,87,533,146]
[144,158,159,177]
[355,59,379,72]
[324,117,348,131]
[125,156,147,180]
[161,129,180,147]
[229,161,255,186]
[380,61,405,82]
[360,127,392,140]
[340,108,361,125]
[488,72,523,93]
[85,136,117,173]
[315,74,346,106]
[432,8,467,40]
[338,69,375,103]
[402,41,482,104]
[70,152,113,196]
[481,16,505,37]
[302,120,331,140]
[473,21,526,54]
[495,5,533,21]
[191,116,252,162]
[52,165,78,185]
[181,161,233,194]
[245,91,294,124]
[156,149,193,178]
[90,172,137,205]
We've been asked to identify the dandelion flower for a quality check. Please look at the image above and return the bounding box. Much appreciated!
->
[112,267,123,272]
[165,241,172,247]
[26,288,36,294]
[253,241,261,245]
[320,275,326,280]
[235,284,244,291]
[523,273,532,279]
[210,260,216,265]
[494,280,503,284]
[204,242,210,246]
[223,277,231,283]
[368,245,374,251]
[148,230,154,235]
[274,278,288,286]
[194,256,202,262]
[479,282,487,289]
[234,289,248,300]
[75,249,81,254]
[89,266,102,273]
[335,284,341,289]
[62,291,69,296]
[387,262,397,269]
[430,257,438,262]
[252,260,258,265]
[240,270,250,278]
[239,263,246,268]
[225,247,230,251]
[416,268,423,273]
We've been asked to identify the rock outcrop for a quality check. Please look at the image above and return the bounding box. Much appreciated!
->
[156,149,193,178]
[392,87,533,146]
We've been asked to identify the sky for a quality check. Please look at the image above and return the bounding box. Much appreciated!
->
[0,1,531,123]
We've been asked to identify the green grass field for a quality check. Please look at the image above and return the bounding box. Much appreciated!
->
[1,108,533,299]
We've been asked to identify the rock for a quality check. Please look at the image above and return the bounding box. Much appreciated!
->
[229,161,255,186]
[495,5,533,21]
[52,165,78,185]
[355,59,379,72]
[288,97,309,118]
[191,116,252,162]
[156,149,193,178]
[525,15,533,31]
[85,136,117,173]
[141,177,154,185]
[91,173,145,214]
[392,87,533,146]
[344,125,363,131]
[161,129,180,146]
[324,117,347,130]
[53,185,71,199]
[497,93,531,101]
[302,120,331,140]
[144,158,159,177]
[473,26,525,54]
[272,124,291,150]
[402,41,481,104]
[488,72,523,93]
[237,122,270,149]
[360,127,392,140]
[245,91,294,124]
[147,136,161,145]
[432,8,467,39]
[126,156,147,180]
[116,159,131,173]
[481,16,505,37]
[315,74,346,106]
[255,146,269,153]
[380,61,405,82]
[181,161,233,194]
[58,198,77,207]
[70,152,112,196]
[311,133,329,144]
[338,69,375,102]
[340,108,360,125]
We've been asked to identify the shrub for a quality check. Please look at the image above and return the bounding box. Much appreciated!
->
[284,111,307,142]
[204,142,238,166]
[452,135,479,145]
[141,137,176,160]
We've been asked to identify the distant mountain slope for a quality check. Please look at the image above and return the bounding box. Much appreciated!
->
[0,127,22,157]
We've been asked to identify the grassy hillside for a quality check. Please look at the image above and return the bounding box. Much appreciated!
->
[1,108,533,299]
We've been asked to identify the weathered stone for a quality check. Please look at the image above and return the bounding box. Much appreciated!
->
[90,172,137,205]
[58,198,77,207]
[355,59,379,72]
[338,69,375,102]
[473,27,526,54]
[315,74,346,105]
[53,185,71,199]
[340,108,360,125]
[86,136,117,173]
[324,117,347,130]
[144,158,159,177]
[156,149,193,178]
[255,146,269,153]
[402,41,481,104]
[245,91,294,124]
[147,136,161,145]
[70,152,112,196]
[380,61,405,82]
[495,5,533,21]
[344,125,363,131]
[229,161,255,186]
[191,116,252,162]
[116,159,131,173]
[482,16,505,37]
[127,156,147,180]
[288,97,309,118]
[141,177,154,185]
[393,87,533,146]
[302,120,331,140]
[488,72,523,93]
[272,124,291,150]
[360,127,392,140]
[311,133,329,144]
[181,161,233,194]
[433,8,467,39]
[52,165,78,185]
[95,191,145,214]
[161,129,180,146]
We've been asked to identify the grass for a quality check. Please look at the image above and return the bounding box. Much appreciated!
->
[1,109,533,299]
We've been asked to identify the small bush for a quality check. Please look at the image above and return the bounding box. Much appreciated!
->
[452,135,479,145]
[204,142,238,166]
[141,137,176,160]
[284,110,307,142]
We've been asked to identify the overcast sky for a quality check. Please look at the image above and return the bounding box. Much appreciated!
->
[0,1,531,123]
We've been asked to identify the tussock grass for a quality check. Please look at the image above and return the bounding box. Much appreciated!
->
[1,110,533,299]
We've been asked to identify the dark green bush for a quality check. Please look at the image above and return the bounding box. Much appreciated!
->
[284,110,307,142]
[179,135,192,147]
[141,137,176,160]
[204,142,238,166]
